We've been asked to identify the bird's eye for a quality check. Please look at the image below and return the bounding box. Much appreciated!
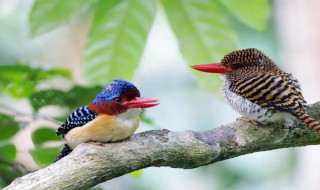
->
[115,97,122,102]
[232,64,241,69]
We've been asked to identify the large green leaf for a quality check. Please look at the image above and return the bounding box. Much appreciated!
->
[31,147,61,166]
[0,64,70,98]
[219,0,270,31]
[0,114,19,141]
[84,0,157,84]
[32,127,61,146]
[161,0,238,90]
[29,0,97,37]
[0,143,16,162]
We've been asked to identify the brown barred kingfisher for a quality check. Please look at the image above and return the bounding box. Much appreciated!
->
[191,48,320,133]
[55,79,159,162]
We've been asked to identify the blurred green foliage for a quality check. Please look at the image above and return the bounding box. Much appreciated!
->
[220,0,270,31]
[31,147,61,167]
[0,112,21,186]
[30,0,98,37]
[29,0,270,89]
[0,114,19,141]
[0,64,72,187]
[130,170,143,178]
[30,86,102,111]
[0,161,25,187]
[0,143,16,162]
[161,0,237,90]
[85,0,157,84]
[0,64,70,98]
[0,0,271,188]
[32,127,61,146]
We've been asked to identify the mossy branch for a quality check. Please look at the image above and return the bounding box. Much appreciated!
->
[4,102,320,190]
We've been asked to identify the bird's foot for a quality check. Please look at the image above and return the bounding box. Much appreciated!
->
[88,141,105,147]
[237,117,259,125]
[280,119,294,130]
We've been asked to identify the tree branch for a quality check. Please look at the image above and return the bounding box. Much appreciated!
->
[5,102,320,190]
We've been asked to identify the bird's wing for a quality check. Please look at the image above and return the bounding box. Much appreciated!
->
[229,73,306,115]
[282,73,307,106]
[56,106,97,137]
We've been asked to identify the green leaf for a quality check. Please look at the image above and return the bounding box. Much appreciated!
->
[0,177,5,188]
[0,143,16,162]
[219,0,270,31]
[130,169,143,178]
[0,64,71,98]
[30,85,102,111]
[66,85,102,109]
[31,147,61,166]
[161,0,238,90]
[30,89,66,111]
[0,162,26,188]
[29,0,97,37]
[84,0,157,84]
[0,114,19,141]
[32,127,61,146]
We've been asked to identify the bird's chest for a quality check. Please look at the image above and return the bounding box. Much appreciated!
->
[222,80,276,123]
[65,109,141,149]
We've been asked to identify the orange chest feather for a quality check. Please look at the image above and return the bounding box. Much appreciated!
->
[65,114,140,149]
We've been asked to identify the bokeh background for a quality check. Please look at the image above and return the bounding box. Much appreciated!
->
[1,0,320,189]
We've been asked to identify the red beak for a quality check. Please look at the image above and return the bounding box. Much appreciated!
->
[122,97,159,108]
[191,63,233,74]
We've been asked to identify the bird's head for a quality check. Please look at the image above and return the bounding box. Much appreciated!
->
[191,48,278,81]
[88,79,159,115]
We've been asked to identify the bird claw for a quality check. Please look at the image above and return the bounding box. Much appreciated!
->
[88,141,105,147]
[237,117,259,125]
[280,120,294,130]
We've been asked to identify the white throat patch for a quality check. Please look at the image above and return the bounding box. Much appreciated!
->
[117,108,142,121]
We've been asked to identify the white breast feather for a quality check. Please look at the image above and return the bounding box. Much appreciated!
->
[222,79,293,124]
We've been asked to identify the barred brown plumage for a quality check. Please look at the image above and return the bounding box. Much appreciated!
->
[296,112,320,130]
[192,48,320,133]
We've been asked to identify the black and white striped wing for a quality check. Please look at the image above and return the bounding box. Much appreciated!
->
[230,73,306,115]
[56,106,97,137]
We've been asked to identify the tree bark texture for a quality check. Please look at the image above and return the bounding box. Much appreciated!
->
[4,102,320,190]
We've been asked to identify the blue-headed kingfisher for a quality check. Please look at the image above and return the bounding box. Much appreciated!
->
[55,79,159,162]
[191,48,320,133]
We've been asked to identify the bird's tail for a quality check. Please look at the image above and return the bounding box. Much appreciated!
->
[54,144,72,162]
[295,112,320,132]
